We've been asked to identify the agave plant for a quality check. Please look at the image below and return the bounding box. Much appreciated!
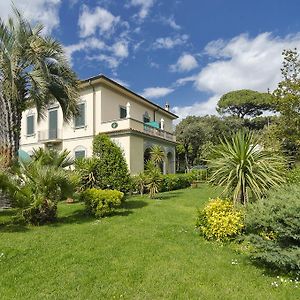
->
[209,130,285,205]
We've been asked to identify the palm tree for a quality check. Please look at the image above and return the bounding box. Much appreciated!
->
[0,8,79,164]
[209,130,285,205]
[150,145,165,170]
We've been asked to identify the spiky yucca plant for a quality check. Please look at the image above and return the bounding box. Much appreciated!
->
[209,131,285,205]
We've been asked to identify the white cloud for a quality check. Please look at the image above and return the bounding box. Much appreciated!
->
[130,0,155,20]
[78,5,120,37]
[112,41,129,58]
[87,54,120,69]
[0,0,61,34]
[153,34,188,49]
[142,87,174,99]
[170,54,198,72]
[161,15,181,30]
[174,32,300,119]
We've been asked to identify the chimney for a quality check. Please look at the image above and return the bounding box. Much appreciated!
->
[165,101,170,111]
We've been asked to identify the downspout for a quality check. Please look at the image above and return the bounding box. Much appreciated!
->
[89,80,96,136]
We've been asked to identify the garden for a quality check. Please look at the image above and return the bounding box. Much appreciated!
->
[0,8,300,300]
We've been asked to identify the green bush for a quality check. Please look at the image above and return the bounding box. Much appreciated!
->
[244,184,300,274]
[81,188,124,218]
[159,173,193,192]
[22,199,57,225]
[286,166,300,184]
[196,198,244,241]
[76,134,131,192]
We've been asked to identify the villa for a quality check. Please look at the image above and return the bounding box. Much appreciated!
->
[20,75,178,174]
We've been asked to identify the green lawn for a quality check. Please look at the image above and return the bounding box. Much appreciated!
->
[0,185,298,299]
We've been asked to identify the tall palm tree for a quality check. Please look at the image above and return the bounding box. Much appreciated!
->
[0,8,79,164]
[209,130,285,205]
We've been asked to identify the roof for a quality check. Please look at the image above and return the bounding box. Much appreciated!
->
[80,74,178,119]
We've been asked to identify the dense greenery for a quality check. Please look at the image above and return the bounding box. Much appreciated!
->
[217,89,273,118]
[244,184,300,274]
[0,187,297,299]
[0,9,79,163]
[209,131,285,204]
[0,149,78,224]
[81,188,124,218]
[76,134,131,192]
[196,198,244,241]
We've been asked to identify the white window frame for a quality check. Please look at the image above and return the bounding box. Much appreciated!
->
[74,101,86,129]
[26,113,35,137]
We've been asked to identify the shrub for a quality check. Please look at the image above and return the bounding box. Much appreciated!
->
[132,173,148,195]
[76,134,131,192]
[81,188,124,218]
[244,184,300,274]
[286,166,300,184]
[196,198,244,241]
[22,199,57,225]
[159,173,192,192]
[145,161,162,198]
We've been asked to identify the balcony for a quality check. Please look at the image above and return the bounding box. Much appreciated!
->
[38,129,63,143]
[100,118,176,142]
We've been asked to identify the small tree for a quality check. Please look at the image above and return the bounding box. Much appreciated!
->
[145,161,162,198]
[150,145,165,170]
[76,134,131,192]
[209,131,285,205]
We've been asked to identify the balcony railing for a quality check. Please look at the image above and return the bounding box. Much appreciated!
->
[100,118,176,142]
[38,129,62,143]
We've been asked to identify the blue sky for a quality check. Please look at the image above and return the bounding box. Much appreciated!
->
[1,0,300,119]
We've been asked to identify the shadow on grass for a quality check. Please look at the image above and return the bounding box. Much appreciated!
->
[0,209,28,232]
[157,191,184,200]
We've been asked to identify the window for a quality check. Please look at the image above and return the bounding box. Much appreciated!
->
[143,112,150,123]
[120,106,127,119]
[26,115,34,136]
[75,103,85,128]
[74,150,86,159]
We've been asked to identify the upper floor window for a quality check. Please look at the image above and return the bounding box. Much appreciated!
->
[120,106,127,119]
[75,103,85,128]
[143,112,150,123]
[26,115,35,136]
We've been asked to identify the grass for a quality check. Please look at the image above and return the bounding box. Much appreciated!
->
[0,185,298,299]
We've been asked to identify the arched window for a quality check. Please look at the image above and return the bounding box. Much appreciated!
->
[74,145,87,159]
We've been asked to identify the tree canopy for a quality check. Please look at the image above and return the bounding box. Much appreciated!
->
[217,89,273,118]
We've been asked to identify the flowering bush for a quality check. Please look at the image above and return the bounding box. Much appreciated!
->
[196,198,244,241]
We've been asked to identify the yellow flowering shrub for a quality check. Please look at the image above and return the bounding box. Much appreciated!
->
[196,198,244,241]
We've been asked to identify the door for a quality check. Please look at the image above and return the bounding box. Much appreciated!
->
[49,109,58,139]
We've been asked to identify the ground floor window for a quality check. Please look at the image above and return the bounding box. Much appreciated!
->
[74,150,86,159]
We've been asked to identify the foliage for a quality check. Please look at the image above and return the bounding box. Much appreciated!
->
[217,90,273,118]
[244,184,300,274]
[75,157,98,190]
[0,8,79,163]
[273,49,300,159]
[0,158,78,224]
[145,161,162,198]
[132,172,148,195]
[31,148,73,168]
[80,188,124,218]
[149,145,165,168]
[92,134,131,192]
[159,173,193,192]
[286,166,300,184]
[209,130,285,204]
[196,198,244,241]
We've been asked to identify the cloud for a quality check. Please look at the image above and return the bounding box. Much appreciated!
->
[153,34,188,49]
[174,32,300,120]
[142,87,174,99]
[78,5,120,37]
[0,0,61,34]
[170,54,198,72]
[87,54,120,69]
[130,0,155,20]
[112,41,129,58]
[161,15,181,30]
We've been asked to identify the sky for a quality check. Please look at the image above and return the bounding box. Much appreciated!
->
[1,0,300,121]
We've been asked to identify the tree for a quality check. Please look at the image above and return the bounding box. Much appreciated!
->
[217,90,273,118]
[273,49,300,159]
[150,145,165,169]
[76,134,131,192]
[209,131,285,205]
[0,8,79,164]
[175,116,206,170]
